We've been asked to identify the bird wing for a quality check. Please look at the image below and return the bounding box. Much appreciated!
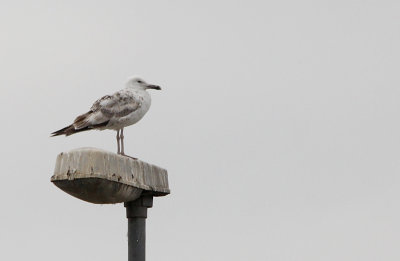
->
[73,90,141,130]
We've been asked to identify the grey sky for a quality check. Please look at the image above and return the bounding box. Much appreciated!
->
[1,0,400,260]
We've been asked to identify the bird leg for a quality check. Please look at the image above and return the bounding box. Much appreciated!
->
[120,128,125,155]
[120,128,137,160]
[116,129,121,154]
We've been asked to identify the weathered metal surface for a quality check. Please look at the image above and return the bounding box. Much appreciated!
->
[51,147,170,204]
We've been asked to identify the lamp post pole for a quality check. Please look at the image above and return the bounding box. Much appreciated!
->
[124,195,154,261]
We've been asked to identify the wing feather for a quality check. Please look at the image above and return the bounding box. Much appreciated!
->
[73,90,141,129]
[53,89,141,135]
[93,91,140,117]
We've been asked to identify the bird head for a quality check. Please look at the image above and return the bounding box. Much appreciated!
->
[126,76,161,91]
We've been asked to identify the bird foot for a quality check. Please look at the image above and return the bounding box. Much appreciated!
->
[120,153,137,160]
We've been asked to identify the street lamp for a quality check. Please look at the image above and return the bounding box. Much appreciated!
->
[51,147,170,261]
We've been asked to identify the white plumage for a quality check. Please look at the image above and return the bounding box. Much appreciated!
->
[51,76,161,156]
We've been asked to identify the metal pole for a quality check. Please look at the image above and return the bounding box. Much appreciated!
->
[124,195,153,261]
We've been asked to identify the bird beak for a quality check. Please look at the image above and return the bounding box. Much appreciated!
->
[147,84,161,90]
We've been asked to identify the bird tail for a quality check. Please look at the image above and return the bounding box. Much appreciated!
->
[51,121,110,137]
[51,125,81,137]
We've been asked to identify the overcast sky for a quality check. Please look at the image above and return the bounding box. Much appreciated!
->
[1,1,400,260]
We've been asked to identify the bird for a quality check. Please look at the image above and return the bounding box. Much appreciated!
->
[51,76,161,157]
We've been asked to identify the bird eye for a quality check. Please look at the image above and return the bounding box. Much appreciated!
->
[137,80,143,83]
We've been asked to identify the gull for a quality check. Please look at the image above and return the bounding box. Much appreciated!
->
[51,76,161,156]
